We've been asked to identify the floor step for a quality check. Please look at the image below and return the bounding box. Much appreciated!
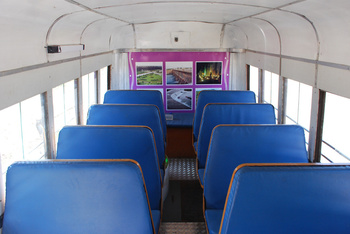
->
[160,222,206,233]
[168,158,198,181]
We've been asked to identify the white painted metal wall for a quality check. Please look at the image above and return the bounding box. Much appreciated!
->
[1,0,350,111]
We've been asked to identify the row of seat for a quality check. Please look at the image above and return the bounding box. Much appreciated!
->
[194,91,350,233]
[3,90,168,233]
[3,160,157,233]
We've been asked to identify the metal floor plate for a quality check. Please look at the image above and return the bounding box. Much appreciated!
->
[168,158,198,181]
[160,222,206,234]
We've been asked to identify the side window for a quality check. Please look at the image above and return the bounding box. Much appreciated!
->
[53,80,77,144]
[82,72,97,124]
[285,79,312,145]
[249,65,259,102]
[263,70,279,119]
[0,95,46,194]
[100,67,108,103]
[321,93,350,163]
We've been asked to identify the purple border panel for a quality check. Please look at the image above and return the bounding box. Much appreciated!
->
[128,52,230,113]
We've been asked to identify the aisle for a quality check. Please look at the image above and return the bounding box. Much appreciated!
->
[160,158,207,233]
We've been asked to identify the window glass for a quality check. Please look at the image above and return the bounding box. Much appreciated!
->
[89,72,96,106]
[321,93,350,162]
[0,95,46,198]
[263,70,279,119]
[286,79,299,122]
[249,66,259,102]
[53,81,77,144]
[285,79,312,146]
[53,85,65,143]
[263,71,271,104]
[100,67,108,103]
[0,104,23,174]
[20,95,46,161]
[64,81,77,125]
[82,74,90,124]
[82,72,97,124]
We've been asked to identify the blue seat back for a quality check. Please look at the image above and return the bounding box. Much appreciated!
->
[193,90,256,142]
[3,160,155,234]
[204,125,309,211]
[197,103,276,169]
[104,90,167,143]
[87,104,165,170]
[56,125,161,211]
[220,164,350,234]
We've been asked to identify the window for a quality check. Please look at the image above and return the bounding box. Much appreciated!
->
[263,71,279,119]
[249,65,259,102]
[285,79,312,145]
[82,72,97,124]
[100,67,108,103]
[0,95,46,195]
[321,93,350,163]
[53,80,77,144]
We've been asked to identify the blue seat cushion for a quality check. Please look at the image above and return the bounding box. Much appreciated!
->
[198,169,204,186]
[151,210,161,234]
[193,141,198,152]
[160,169,164,181]
[205,209,223,234]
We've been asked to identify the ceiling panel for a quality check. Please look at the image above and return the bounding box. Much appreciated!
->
[282,0,350,65]
[73,0,298,10]
[95,2,267,24]
[257,10,318,59]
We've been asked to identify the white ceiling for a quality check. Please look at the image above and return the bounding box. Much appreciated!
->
[1,0,350,71]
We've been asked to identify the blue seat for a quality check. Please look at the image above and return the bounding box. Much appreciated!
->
[204,125,309,234]
[219,164,350,234]
[56,126,162,215]
[193,90,256,144]
[104,90,167,144]
[197,103,276,184]
[3,160,155,234]
[86,104,165,173]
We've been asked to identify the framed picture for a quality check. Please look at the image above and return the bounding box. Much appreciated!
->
[166,62,193,85]
[136,62,163,86]
[166,88,193,110]
[196,62,222,85]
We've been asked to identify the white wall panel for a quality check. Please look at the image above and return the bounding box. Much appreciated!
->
[135,22,222,49]
[246,52,280,75]
[81,53,113,76]
[281,58,316,86]
[317,66,350,99]
[0,60,80,111]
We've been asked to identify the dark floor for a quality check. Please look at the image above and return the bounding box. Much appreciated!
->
[160,158,206,233]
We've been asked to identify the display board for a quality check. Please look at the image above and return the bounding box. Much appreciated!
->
[128,52,230,113]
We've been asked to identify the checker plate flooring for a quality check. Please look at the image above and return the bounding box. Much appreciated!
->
[160,222,206,234]
[168,158,198,180]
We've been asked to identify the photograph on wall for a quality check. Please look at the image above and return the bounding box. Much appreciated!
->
[195,88,222,105]
[166,62,193,85]
[136,88,164,100]
[196,62,222,84]
[136,62,163,85]
[166,88,193,110]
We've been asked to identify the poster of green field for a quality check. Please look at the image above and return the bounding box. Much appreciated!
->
[136,62,163,85]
